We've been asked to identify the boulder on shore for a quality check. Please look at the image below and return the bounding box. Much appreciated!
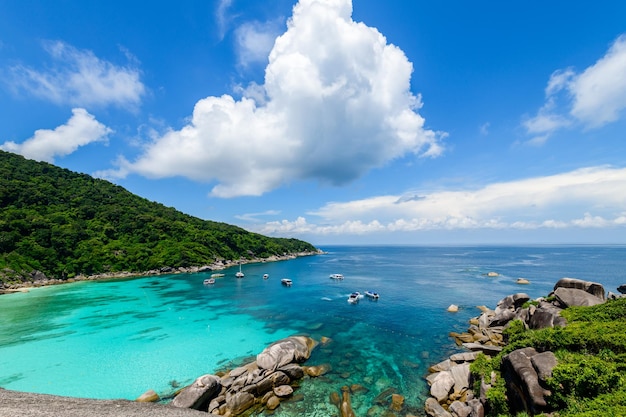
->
[502,347,555,415]
[553,287,604,307]
[171,375,221,410]
[553,277,605,300]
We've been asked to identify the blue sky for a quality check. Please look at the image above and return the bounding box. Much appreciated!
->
[2,0,626,245]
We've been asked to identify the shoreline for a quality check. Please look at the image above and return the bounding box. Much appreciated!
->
[0,388,206,417]
[0,249,323,295]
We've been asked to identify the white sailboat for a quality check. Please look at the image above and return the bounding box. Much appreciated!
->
[235,263,244,278]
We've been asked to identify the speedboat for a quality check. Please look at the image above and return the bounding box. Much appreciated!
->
[329,273,344,280]
[348,292,361,304]
[203,278,215,285]
[365,291,379,299]
[263,274,269,279]
[281,278,293,286]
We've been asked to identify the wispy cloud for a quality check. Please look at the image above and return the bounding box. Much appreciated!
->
[570,35,626,127]
[252,166,626,236]
[234,19,284,68]
[108,0,445,197]
[235,209,282,222]
[0,108,112,162]
[523,34,626,142]
[5,41,145,109]
[215,0,234,40]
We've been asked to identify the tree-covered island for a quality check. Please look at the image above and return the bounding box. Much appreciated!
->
[0,150,318,288]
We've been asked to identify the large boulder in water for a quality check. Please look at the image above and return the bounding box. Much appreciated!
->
[256,336,317,371]
[425,397,453,417]
[617,284,626,294]
[430,371,455,403]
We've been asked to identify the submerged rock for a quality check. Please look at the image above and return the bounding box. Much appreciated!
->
[390,393,405,411]
[339,386,356,417]
[273,384,293,397]
[266,394,281,410]
[303,363,331,377]
[135,389,160,402]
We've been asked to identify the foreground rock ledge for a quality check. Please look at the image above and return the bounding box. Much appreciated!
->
[170,335,318,415]
[0,388,206,417]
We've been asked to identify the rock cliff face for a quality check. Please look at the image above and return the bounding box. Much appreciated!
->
[424,277,615,417]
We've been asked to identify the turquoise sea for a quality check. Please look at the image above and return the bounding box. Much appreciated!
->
[1,245,625,415]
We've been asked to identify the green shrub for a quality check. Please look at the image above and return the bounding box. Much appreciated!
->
[485,374,509,417]
[547,353,620,406]
[470,353,492,393]
[502,319,526,344]
[521,300,539,309]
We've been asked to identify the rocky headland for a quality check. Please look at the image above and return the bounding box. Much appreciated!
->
[424,277,626,417]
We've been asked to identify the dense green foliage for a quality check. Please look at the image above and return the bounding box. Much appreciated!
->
[0,150,317,284]
[470,298,626,417]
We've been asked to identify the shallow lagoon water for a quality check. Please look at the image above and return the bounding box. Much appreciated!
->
[1,245,624,415]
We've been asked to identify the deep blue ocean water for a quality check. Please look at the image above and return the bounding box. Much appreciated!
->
[1,245,625,415]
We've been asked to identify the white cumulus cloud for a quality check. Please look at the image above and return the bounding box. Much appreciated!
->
[7,41,145,109]
[110,0,444,197]
[253,166,626,236]
[524,34,626,141]
[0,108,112,163]
[570,34,626,127]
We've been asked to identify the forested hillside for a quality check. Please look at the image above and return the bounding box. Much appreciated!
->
[0,150,316,284]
